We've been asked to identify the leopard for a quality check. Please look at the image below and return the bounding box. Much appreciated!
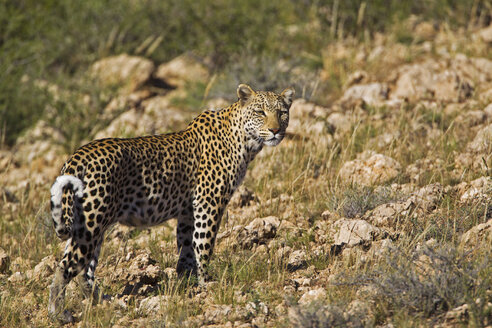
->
[48,84,294,322]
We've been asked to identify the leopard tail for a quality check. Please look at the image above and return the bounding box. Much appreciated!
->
[50,175,84,240]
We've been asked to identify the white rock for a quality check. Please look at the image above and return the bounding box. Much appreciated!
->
[478,24,492,43]
[290,98,330,119]
[33,255,56,280]
[94,95,188,139]
[339,152,401,186]
[341,83,389,106]
[139,295,167,314]
[154,54,209,88]
[460,177,492,203]
[298,288,327,305]
[467,123,492,153]
[287,250,307,271]
[327,112,352,133]
[461,219,492,247]
[91,54,154,92]
[237,216,280,249]
[484,103,492,118]
[368,202,411,228]
[332,219,383,247]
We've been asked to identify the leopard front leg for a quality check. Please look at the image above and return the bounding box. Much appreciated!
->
[192,194,226,284]
[176,206,197,277]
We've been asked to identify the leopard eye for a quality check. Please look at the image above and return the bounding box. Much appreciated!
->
[255,110,266,116]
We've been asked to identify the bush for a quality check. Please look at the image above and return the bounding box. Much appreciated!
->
[349,245,492,323]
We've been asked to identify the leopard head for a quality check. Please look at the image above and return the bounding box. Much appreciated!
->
[238,84,295,147]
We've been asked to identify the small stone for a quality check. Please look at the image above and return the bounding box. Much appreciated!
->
[298,288,327,305]
[237,216,280,249]
[341,83,389,106]
[287,250,307,271]
[276,246,292,260]
[467,123,492,153]
[478,24,492,43]
[460,219,492,247]
[139,295,166,314]
[8,271,25,283]
[33,255,56,281]
[484,103,492,118]
[332,219,384,247]
[445,304,469,324]
[203,305,232,324]
[327,112,352,133]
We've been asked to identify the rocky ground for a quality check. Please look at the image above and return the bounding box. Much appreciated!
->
[1,21,492,327]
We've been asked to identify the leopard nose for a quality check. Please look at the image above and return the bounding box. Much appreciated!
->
[269,128,280,134]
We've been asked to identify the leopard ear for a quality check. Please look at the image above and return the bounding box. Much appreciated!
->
[237,84,255,105]
[281,87,295,108]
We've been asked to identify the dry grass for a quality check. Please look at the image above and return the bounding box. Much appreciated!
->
[1,8,492,328]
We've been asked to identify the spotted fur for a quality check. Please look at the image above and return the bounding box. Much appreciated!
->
[48,84,294,320]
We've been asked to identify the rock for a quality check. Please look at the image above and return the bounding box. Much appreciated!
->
[276,246,293,260]
[287,250,307,271]
[390,60,473,102]
[367,183,442,229]
[8,271,25,283]
[407,183,443,212]
[344,299,373,326]
[326,112,352,134]
[467,123,492,153]
[33,255,56,281]
[154,54,209,88]
[94,94,188,139]
[112,251,163,295]
[288,303,346,327]
[289,98,330,119]
[456,110,487,126]
[368,201,411,229]
[459,176,492,203]
[469,58,492,82]
[339,152,401,186]
[14,120,66,165]
[484,103,492,118]
[478,24,492,43]
[101,89,155,118]
[433,70,473,102]
[203,305,232,324]
[460,219,492,247]
[139,295,167,314]
[332,219,385,247]
[391,61,436,101]
[341,83,389,106]
[237,216,280,249]
[444,304,469,325]
[245,301,269,316]
[0,248,10,273]
[406,158,445,183]
[298,288,327,305]
[369,238,394,257]
[480,87,492,102]
[370,131,401,149]
[90,54,154,92]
